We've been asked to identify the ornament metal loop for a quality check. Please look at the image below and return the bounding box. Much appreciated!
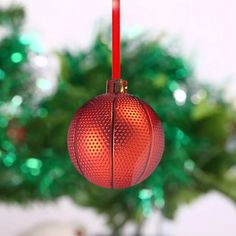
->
[106,79,128,94]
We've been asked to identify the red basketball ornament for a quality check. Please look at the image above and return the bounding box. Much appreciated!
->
[67,0,165,189]
[67,80,164,189]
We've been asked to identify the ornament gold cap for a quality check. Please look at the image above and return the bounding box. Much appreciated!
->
[106,79,128,94]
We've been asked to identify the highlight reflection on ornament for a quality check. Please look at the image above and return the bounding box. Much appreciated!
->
[67,80,164,189]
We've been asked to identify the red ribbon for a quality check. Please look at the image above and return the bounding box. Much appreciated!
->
[112,0,120,80]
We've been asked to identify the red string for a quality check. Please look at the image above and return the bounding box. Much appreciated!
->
[112,0,120,80]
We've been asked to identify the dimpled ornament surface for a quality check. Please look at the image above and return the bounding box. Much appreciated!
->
[67,82,164,189]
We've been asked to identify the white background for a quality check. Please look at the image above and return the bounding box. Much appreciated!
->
[2,0,236,98]
[1,0,236,235]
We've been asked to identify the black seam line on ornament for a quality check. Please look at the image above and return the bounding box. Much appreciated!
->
[136,99,153,184]
[111,94,117,189]
[74,112,85,177]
